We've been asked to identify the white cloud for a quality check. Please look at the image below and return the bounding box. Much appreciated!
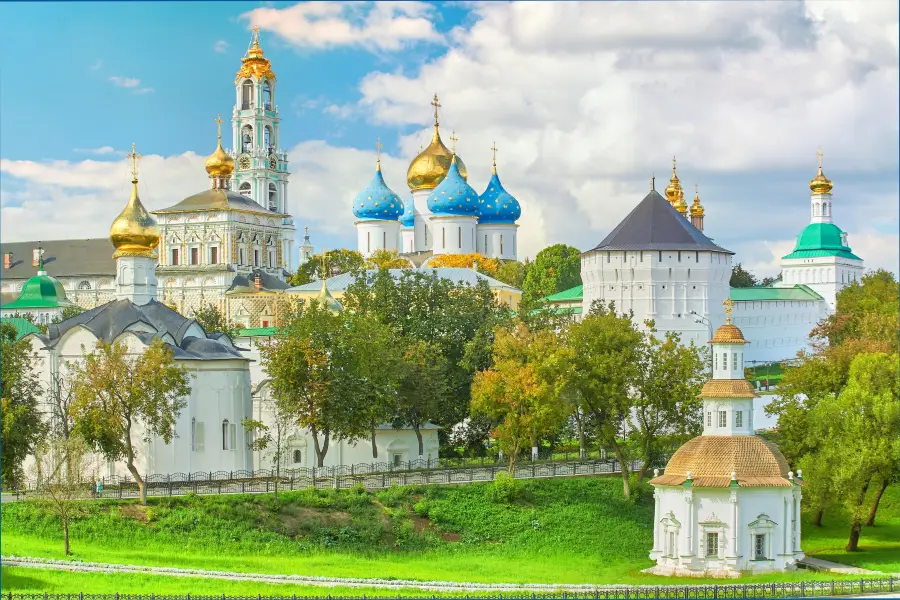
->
[74,146,117,155]
[108,76,141,88]
[242,1,443,51]
[134,87,155,95]
[89,60,103,71]
[214,40,229,53]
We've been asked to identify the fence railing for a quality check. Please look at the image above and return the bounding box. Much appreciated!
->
[3,576,898,598]
[6,456,661,501]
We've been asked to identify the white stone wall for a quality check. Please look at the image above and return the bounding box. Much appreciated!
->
[779,256,864,310]
[476,223,518,260]
[399,228,416,255]
[356,220,401,257]
[732,299,828,364]
[412,189,433,252]
[430,216,478,256]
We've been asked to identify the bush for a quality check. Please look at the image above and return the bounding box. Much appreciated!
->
[490,471,521,504]
[628,473,654,505]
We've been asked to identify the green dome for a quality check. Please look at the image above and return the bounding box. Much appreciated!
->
[2,271,73,310]
[782,223,861,261]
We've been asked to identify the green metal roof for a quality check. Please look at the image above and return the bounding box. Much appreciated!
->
[782,223,861,260]
[543,284,584,303]
[0,317,42,340]
[549,306,583,315]
[730,284,824,302]
[234,326,280,337]
[1,268,73,310]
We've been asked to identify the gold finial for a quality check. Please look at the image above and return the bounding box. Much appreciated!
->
[695,183,699,195]
[215,114,223,141]
[449,131,458,155]
[672,156,677,173]
[127,142,141,183]
[816,148,823,170]
[251,25,261,48]
[809,148,833,194]
[723,297,735,324]
[304,225,309,237]
[206,115,235,180]
[490,141,498,174]
[376,137,382,170]
[431,93,441,127]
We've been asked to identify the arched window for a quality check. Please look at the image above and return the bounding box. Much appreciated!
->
[263,81,273,110]
[823,203,828,216]
[264,126,272,152]
[241,80,253,109]
[78,280,91,290]
[268,183,277,211]
[241,125,253,153]
[222,419,230,450]
[239,182,252,198]
[292,449,302,464]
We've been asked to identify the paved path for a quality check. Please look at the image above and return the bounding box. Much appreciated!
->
[799,556,880,575]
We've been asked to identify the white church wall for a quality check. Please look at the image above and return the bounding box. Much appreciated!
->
[430,216,477,256]
[356,220,400,257]
[732,299,826,364]
[412,189,433,252]
[780,256,864,310]
[476,223,518,260]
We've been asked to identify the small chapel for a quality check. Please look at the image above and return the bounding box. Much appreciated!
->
[647,298,805,577]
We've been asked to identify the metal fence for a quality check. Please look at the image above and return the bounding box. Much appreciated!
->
[4,576,899,599]
[6,456,658,501]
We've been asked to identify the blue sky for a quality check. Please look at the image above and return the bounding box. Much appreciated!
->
[1,1,897,275]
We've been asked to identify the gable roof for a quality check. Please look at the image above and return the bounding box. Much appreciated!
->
[0,239,115,280]
[729,284,824,302]
[588,190,732,254]
[153,189,283,215]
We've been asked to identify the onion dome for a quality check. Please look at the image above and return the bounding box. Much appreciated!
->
[235,26,276,82]
[710,298,749,344]
[664,156,684,206]
[673,190,689,217]
[352,151,403,221]
[690,185,705,217]
[406,94,468,191]
[427,155,479,217]
[206,114,235,180]
[315,279,342,313]
[809,150,833,194]
[109,144,161,259]
[477,152,521,223]
[400,194,415,228]
[0,251,74,311]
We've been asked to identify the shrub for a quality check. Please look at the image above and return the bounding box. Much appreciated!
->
[490,471,521,504]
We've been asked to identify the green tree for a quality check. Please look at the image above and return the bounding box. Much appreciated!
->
[32,435,90,555]
[812,269,899,350]
[288,249,366,286]
[521,244,582,305]
[191,301,240,339]
[631,326,706,483]
[729,263,759,288]
[0,321,45,489]
[366,249,412,270]
[52,305,86,324]
[394,340,449,458]
[69,338,192,505]
[471,322,570,474]
[566,301,644,499]
[801,353,899,551]
[494,261,528,289]
[242,394,295,504]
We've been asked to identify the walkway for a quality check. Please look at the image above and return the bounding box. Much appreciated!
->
[799,556,880,575]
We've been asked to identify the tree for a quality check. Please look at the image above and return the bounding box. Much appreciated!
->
[259,301,343,467]
[32,435,89,555]
[288,249,366,286]
[242,393,295,504]
[1,321,45,489]
[471,322,570,474]
[521,244,582,305]
[729,263,759,288]
[812,269,899,350]
[394,340,448,457]
[803,353,899,551]
[494,261,528,288]
[428,253,501,277]
[631,326,706,483]
[191,301,240,339]
[565,301,644,498]
[69,338,192,505]
[366,249,412,270]
[52,305,86,324]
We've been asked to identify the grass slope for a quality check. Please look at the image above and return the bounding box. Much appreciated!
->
[2,477,897,592]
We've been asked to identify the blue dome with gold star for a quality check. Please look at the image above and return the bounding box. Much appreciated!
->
[353,165,403,221]
[427,157,479,217]
[400,194,415,228]
[478,171,521,224]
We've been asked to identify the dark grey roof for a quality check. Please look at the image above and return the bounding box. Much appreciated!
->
[44,298,245,361]
[0,239,115,280]
[588,190,732,254]
[226,268,291,293]
[153,189,280,215]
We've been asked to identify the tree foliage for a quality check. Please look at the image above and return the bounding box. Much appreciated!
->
[394,340,448,457]
[191,301,240,339]
[69,338,192,504]
[428,253,501,277]
[494,261,528,288]
[811,269,899,350]
[521,244,581,305]
[32,435,90,555]
[366,249,412,270]
[0,321,45,489]
[288,249,366,286]
[729,263,759,288]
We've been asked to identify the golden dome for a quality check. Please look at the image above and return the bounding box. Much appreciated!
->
[235,26,276,82]
[206,114,235,179]
[406,94,468,191]
[709,298,749,344]
[809,150,833,194]
[674,191,689,216]
[650,436,794,488]
[110,144,160,259]
[690,186,705,217]
[664,156,683,206]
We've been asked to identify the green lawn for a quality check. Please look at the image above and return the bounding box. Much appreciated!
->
[2,477,897,593]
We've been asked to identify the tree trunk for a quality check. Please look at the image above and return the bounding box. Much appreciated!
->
[575,411,586,459]
[865,478,890,527]
[370,425,378,459]
[614,443,631,500]
[63,517,70,555]
[125,455,146,505]
[311,427,330,468]
[414,425,424,458]
[813,507,825,527]
[274,455,280,504]
[846,478,871,552]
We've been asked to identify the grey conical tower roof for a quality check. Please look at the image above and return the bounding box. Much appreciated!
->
[589,190,732,253]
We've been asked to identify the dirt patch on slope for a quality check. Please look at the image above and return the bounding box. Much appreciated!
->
[118,504,149,522]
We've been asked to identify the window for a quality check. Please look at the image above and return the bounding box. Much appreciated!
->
[424,227,428,245]
[714,353,718,370]
[393,453,403,467]
[640,251,644,262]
[191,248,199,265]
[733,352,737,367]
[723,352,728,370]
[658,251,663,262]
[500,235,504,255]
[171,249,179,265]
[706,412,711,427]
[239,182,252,197]
[254,249,260,266]
[293,449,302,464]
[458,227,461,249]
[706,532,719,557]
[210,247,218,264]
[442,227,446,249]
[484,234,488,250]
[384,231,387,250]
[239,248,246,265]
[268,183,277,211]
[261,320,269,327]
[735,411,743,428]
[678,251,682,262]
[192,419,205,452]
[367,231,371,254]
[754,534,766,560]
[222,419,230,450]
[263,82,272,110]
[241,80,253,109]
[718,411,727,428]
[78,280,92,290]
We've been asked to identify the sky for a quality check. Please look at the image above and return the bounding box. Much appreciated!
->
[1,1,898,277]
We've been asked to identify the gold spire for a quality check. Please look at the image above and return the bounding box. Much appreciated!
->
[690,184,705,217]
[809,149,833,194]
[206,114,235,181]
[708,297,749,344]
[109,143,161,259]
[724,297,734,324]
[375,137,382,171]
[449,131,458,155]
[236,25,276,82]
[664,155,684,206]
[491,141,498,174]
[406,94,467,191]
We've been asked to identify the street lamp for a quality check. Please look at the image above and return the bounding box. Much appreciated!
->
[690,310,714,371]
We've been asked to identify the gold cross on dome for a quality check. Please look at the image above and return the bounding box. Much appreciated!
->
[723,297,735,323]
[449,131,458,154]
[376,137,382,163]
[215,114,223,140]
[672,155,677,172]
[321,245,328,275]
[490,141,498,167]
[252,25,261,46]
[816,148,823,169]
[127,142,141,181]
[431,93,441,125]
